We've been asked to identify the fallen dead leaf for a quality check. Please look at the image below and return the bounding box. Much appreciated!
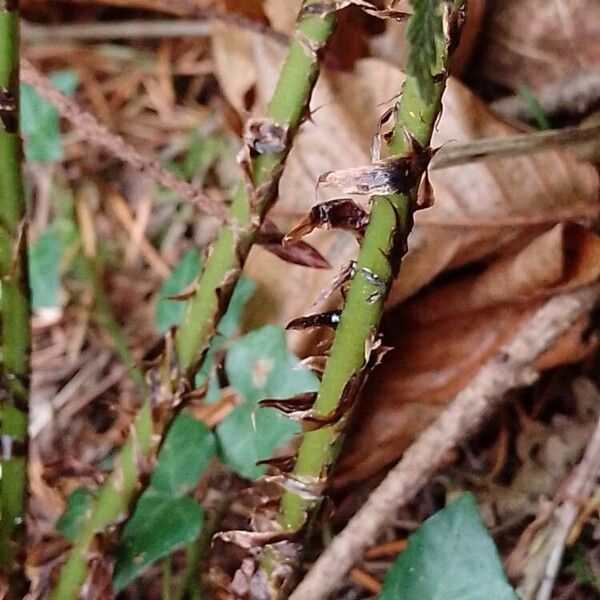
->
[473,0,600,91]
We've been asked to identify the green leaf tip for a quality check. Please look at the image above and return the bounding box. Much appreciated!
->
[379,493,518,600]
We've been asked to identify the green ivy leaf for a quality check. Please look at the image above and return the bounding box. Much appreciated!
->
[56,488,91,541]
[149,414,216,496]
[113,493,203,592]
[194,276,256,401]
[112,414,216,591]
[379,494,518,600]
[406,0,443,103]
[155,249,200,333]
[217,325,318,479]
[20,71,79,162]
[29,231,61,310]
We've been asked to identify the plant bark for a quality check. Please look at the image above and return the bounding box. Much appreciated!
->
[0,1,30,594]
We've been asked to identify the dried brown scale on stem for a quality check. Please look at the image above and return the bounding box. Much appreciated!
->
[19,60,227,219]
[283,199,369,245]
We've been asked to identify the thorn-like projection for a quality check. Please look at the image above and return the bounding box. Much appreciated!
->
[257,219,330,269]
[314,260,356,305]
[296,355,328,378]
[263,474,325,502]
[286,310,342,331]
[243,118,289,156]
[259,392,317,415]
[256,454,297,474]
[284,199,368,246]
[216,529,291,551]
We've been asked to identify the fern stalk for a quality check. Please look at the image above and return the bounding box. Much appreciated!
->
[51,4,335,598]
[0,1,30,593]
[265,0,466,589]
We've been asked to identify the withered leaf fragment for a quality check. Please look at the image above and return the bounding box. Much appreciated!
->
[215,529,291,550]
[256,454,297,474]
[318,136,433,196]
[257,219,330,269]
[314,260,356,304]
[301,0,409,21]
[243,118,289,155]
[259,392,317,414]
[286,310,342,331]
[263,474,325,501]
[284,199,368,245]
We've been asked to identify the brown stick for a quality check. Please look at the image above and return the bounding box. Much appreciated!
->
[289,285,600,600]
[491,69,600,122]
[19,59,227,219]
[535,404,600,600]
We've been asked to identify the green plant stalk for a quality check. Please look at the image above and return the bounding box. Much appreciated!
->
[0,1,30,589]
[50,252,152,600]
[277,4,460,537]
[176,9,335,370]
[51,4,335,598]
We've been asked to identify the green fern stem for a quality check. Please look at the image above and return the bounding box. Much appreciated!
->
[277,0,463,538]
[51,5,335,598]
[0,2,30,593]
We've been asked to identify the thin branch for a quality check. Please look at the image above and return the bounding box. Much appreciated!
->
[289,285,600,600]
[19,59,227,219]
[491,69,600,122]
[535,405,600,600]
[430,123,600,170]
[22,18,213,42]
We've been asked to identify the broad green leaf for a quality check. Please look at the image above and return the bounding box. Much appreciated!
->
[217,325,318,479]
[112,413,215,590]
[379,494,518,600]
[20,71,79,162]
[155,249,200,333]
[113,493,202,592]
[29,231,61,310]
[150,414,216,497]
[56,488,91,541]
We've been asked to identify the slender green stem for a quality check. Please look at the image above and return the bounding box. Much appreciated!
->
[0,2,30,593]
[274,0,465,566]
[162,556,172,600]
[50,245,152,600]
[51,3,335,597]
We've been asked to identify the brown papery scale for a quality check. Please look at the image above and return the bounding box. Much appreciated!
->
[257,219,330,269]
[284,199,368,246]
[286,310,342,331]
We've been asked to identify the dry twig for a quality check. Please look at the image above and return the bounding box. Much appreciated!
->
[491,69,600,122]
[535,405,600,600]
[19,59,227,219]
[289,285,600,600]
